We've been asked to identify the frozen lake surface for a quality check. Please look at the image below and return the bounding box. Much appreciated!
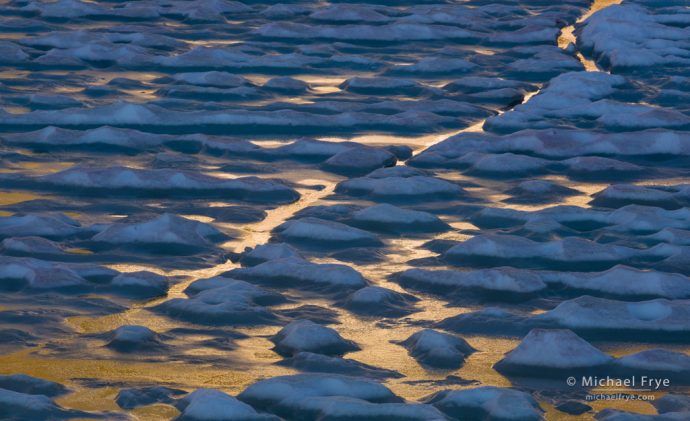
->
[0,0,690,419]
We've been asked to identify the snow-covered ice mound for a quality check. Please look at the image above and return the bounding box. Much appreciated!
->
[0,387,93,420]
[0,213,83,239]
[591,184,690,210]
[484,72,690,133]
[397,329,475,369]
[115,386,185,410]
[175,389,279,421]
[342,286,419,317]
[105,325,166,353]
[336,167,466,202]
[443,235,641,271]
[423,387,544,421]
[92,213,227,254]
[273,217,382,248]
[14,166,299,203]
[109,271,169,298]
[321,146,397,176]
[155,280,283,326]
[350,204,449,234]
[238,374,422,420]
[0,126,169,151]
[238,243,303,266]
[578,3,690,74]
[540,266,690,299]
[503,180,579,204]
[226,257,367,291]
[494,329,614,377]
[0,374,68,397]
[615,349,690,384]
[270,320,359,357]
[1,236,68,258]
[395,267,547,299]
[438,296,690,341]
[276,352,402,379]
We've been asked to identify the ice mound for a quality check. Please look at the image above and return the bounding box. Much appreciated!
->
[484,72,690,133]
[340,77,422,94]
[0,374,68,397]
[226,257,367,290]
[595,409,687,421]
[116,386,185,410]
[238,374,401,419]
[1,237,67,257]
[310,5,390,23]
[255,22,477,42]
[106,325,166,352]
[535,296,690,340]
[175,389,279,421]
[239,243,302,266]
[336,167,465,202]
[0,101,457,134]
[27,166,299,203]
[579,3,690,73]
[321,147,397,176]
[156,282,282,326]
[463,152,552,177]
[277,352,402,379]
[397,329,475,369]
[274,217,382,248]
[263,77,310,94]
[411,129,690,166]
[540,266,690,299]
[444,235,639,270]
[653,394,690,415]
[92,214,226,253]
[0,388,88,420]
[424,387,544,421]
[351,204,449,233]
[504,180,579,203]
[343,286,419,317]
[494,329,614,376]
[109,271,169,298]
[391,56,476,75]
[395,267,546,298]
[615,349,690,384]
[0,257,90,291]
[1,126,168,151]
[591,184,689,210]
[168,72,251,88]
[0,213,82,239]
[270,320,359,357]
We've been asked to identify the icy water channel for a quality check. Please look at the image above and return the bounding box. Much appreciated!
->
[1,0,690,420]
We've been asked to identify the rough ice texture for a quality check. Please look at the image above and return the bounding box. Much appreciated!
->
[397,329,475,369]
[0,213,83,239]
